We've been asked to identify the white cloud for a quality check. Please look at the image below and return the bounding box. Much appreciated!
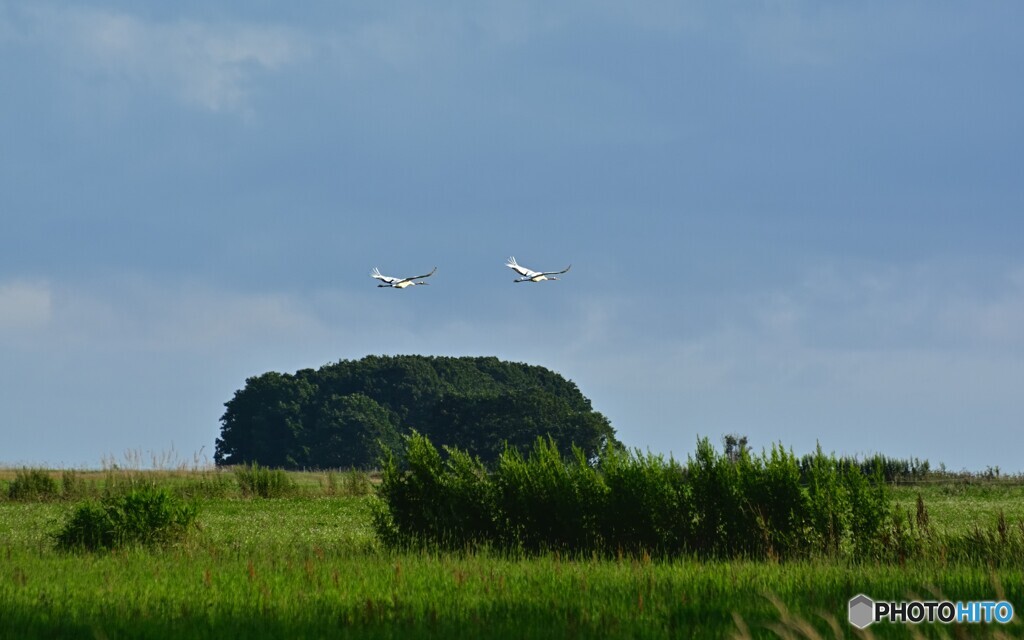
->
[53,278,328,351]
[16,5,308,114]
[0,280,52,331]
[0,275,336,357]
[537,262,1024,468]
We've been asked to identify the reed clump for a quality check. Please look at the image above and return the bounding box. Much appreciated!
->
[7,468,61,501]
[234,462,297,498]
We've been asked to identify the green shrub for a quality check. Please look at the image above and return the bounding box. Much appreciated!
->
[493,438,606,553]
[688,437,744,557]
[600,447,686,555]
[8,468,60,501]
[234,463,296,498]
[374,434,895,562]
[441,447,496,544]
[375,431,496,549]
[55,486,198,551]
[56,502,112,550]
[844,460,891,560]
[803,444,848,555]
[738,444,809,559]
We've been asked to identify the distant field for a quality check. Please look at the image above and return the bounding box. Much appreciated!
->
[891,480,1024,536]
[1,468,1023,639]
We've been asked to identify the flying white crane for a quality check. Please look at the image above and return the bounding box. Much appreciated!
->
[371,266,437,288]
[505,257,571,283]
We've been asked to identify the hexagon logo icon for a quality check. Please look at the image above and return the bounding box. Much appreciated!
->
[849,594,874,629]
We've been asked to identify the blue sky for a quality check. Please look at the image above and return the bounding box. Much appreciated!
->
[2,1,1022,471]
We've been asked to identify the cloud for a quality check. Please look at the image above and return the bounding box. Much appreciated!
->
[538,262,1024,468]
[0,275,341,359]
[5,3,564,118]
[13,4,308,114]
[938,281,1024,350]
[56,278,329,352]
[0,280,52,331]
[795,263,1024,353]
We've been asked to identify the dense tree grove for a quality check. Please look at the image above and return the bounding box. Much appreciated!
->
[214,355,618,469]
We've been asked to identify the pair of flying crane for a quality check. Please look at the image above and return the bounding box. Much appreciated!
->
[371,257,571,288]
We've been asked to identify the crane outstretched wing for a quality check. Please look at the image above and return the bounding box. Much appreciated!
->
[538,264,571,277]
[405,266,437,282]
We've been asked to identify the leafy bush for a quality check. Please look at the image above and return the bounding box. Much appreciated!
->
[601,448,688,556]
[803,444,848,555]
[55,486,198,551]
[374,432,496,549]
[374,434,896,561]
[738,444,808,559]
[8,468,60,501]
[844,459,890,560]
[688,437,745,557]
[493,438,606,552]
[234,463,296,498]
[441,447,497,544]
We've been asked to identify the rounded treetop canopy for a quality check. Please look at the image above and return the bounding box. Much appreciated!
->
[215,355,618,469]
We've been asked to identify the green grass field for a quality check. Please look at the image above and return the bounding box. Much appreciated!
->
[892,480,1024,537]
[2,469,1023,639]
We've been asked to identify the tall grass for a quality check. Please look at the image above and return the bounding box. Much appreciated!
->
[322,469,374,497]
[2,464,373,502]
[6,468,60,501]
[234,462,297,498]
[4,506,1022,639]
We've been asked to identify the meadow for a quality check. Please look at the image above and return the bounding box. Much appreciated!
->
[1,465,1023,639]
